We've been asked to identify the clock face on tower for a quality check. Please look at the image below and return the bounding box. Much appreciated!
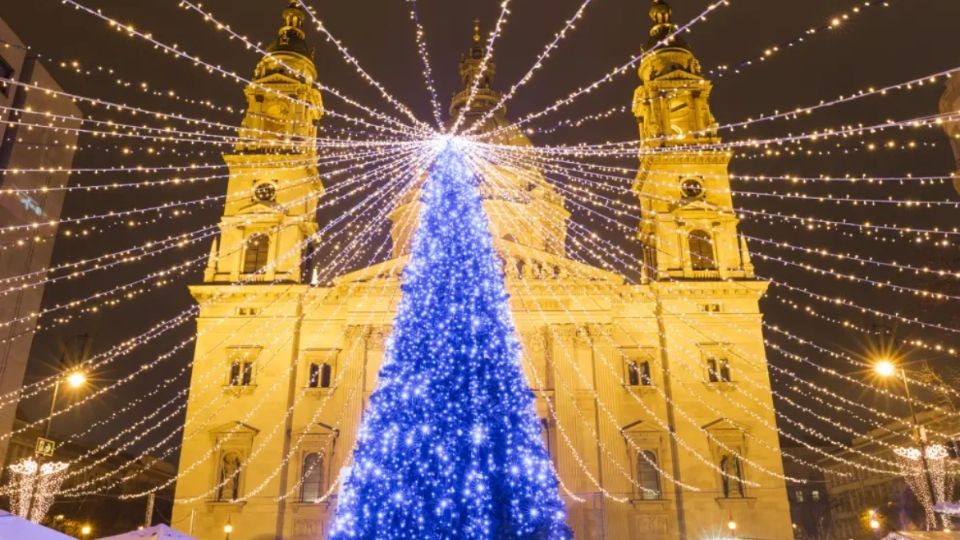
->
[254,182,277,203]
[680,178,705,200]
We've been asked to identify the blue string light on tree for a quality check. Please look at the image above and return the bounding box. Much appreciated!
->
[330,142,571,539]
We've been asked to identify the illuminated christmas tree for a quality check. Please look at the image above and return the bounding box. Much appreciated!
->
[331,144,571,539]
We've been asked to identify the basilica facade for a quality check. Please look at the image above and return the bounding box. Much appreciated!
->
[171,2,793,538]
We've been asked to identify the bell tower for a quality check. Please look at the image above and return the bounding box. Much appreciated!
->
[632,0,753,280]
[629,3,793,539]
[204,0,324,284]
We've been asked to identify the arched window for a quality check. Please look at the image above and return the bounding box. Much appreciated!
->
[243,234,270,274]
[637,450,661,500]
[217,452,242,501]
[300,452,323,502]
[688,229,716,270]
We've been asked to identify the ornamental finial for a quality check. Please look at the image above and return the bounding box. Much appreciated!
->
[650,0,674,30]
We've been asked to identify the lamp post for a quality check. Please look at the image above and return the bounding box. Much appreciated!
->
[45,370,87,440]
[874,359,938,529]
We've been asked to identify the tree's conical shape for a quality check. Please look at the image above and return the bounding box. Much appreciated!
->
[331,145,571,539]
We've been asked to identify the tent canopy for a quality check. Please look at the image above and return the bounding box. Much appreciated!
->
[0,510,75,540]
[883,532,960,540]
[96,523,196,540]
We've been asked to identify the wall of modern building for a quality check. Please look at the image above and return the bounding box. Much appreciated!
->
[0,16,80,465]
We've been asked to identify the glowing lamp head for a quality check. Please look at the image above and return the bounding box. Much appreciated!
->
[65,371,87,389]
[873,359,896,378]
[224,523,234,534]
[869,518,881,530]
[727,519,737,531]
[80,524,92,537]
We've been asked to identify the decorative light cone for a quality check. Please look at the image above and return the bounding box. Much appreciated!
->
[330,144,571,539]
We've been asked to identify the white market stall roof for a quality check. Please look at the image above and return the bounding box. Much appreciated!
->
[0,510,75,540]
[883,532,960,540]
[96,524,196,540]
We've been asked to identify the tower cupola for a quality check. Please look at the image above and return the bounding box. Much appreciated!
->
[450,20,502,118]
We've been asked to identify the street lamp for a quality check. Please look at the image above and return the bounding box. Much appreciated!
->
[873,358,937,529]
[45,369,88,440]
[224,519,233,540]
[80,524,92,538]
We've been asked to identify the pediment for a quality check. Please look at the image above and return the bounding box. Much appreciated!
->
[238,201,281,215]
[210,421,260,436]
[702,417,748,433]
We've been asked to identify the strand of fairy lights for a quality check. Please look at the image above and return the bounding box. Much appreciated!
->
[473,153,897,477]
[476,158,910,476]
[404,0,443,128]
[173,0,430,137]
[476,0,731,139]
[58,0,423,139]
[0,143,419,374]
[473,153,958,243]
[0,38,241,115]
[502,1,928,139]
[463,0,597,135]
[516,154,960,380]
[50,145,432,496]
[477,199,757,492]
[11,0,956,508]
[476,143,960,422]
[708,0,898,78]
[0,147,414,427]
[0,148,409,238]
[480,109,960,164]
[201,156,441,503]
[0,103,421,156]
[484,149,949,331]
[516,152,951,296]
[280,0,432,132]
[769,294,960,359]
[105,148,435,501]
[0,146,423,410]
[472,155,819,484]
[0,146,410,296]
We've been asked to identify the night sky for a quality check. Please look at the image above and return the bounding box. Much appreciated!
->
[2,0,959,457]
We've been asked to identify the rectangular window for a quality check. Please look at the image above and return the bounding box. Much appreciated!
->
[637,450,661,500]
[639,361,652,386]
[795,489,804,503]
[707,358,731,383]
[307,363,333,389]
[229,361,254,386]
[227,348,259,387]
[623,349,656,387]
[811,489,820,502]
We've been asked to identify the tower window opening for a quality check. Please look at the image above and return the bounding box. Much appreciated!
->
[626,361,653,387]
[688,229,717,270]
[229,360,254,386]
[243,234,270,274]
[308,362,333,389]
[707,358,731,383]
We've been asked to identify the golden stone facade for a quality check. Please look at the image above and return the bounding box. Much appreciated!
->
[172,3,793,538]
